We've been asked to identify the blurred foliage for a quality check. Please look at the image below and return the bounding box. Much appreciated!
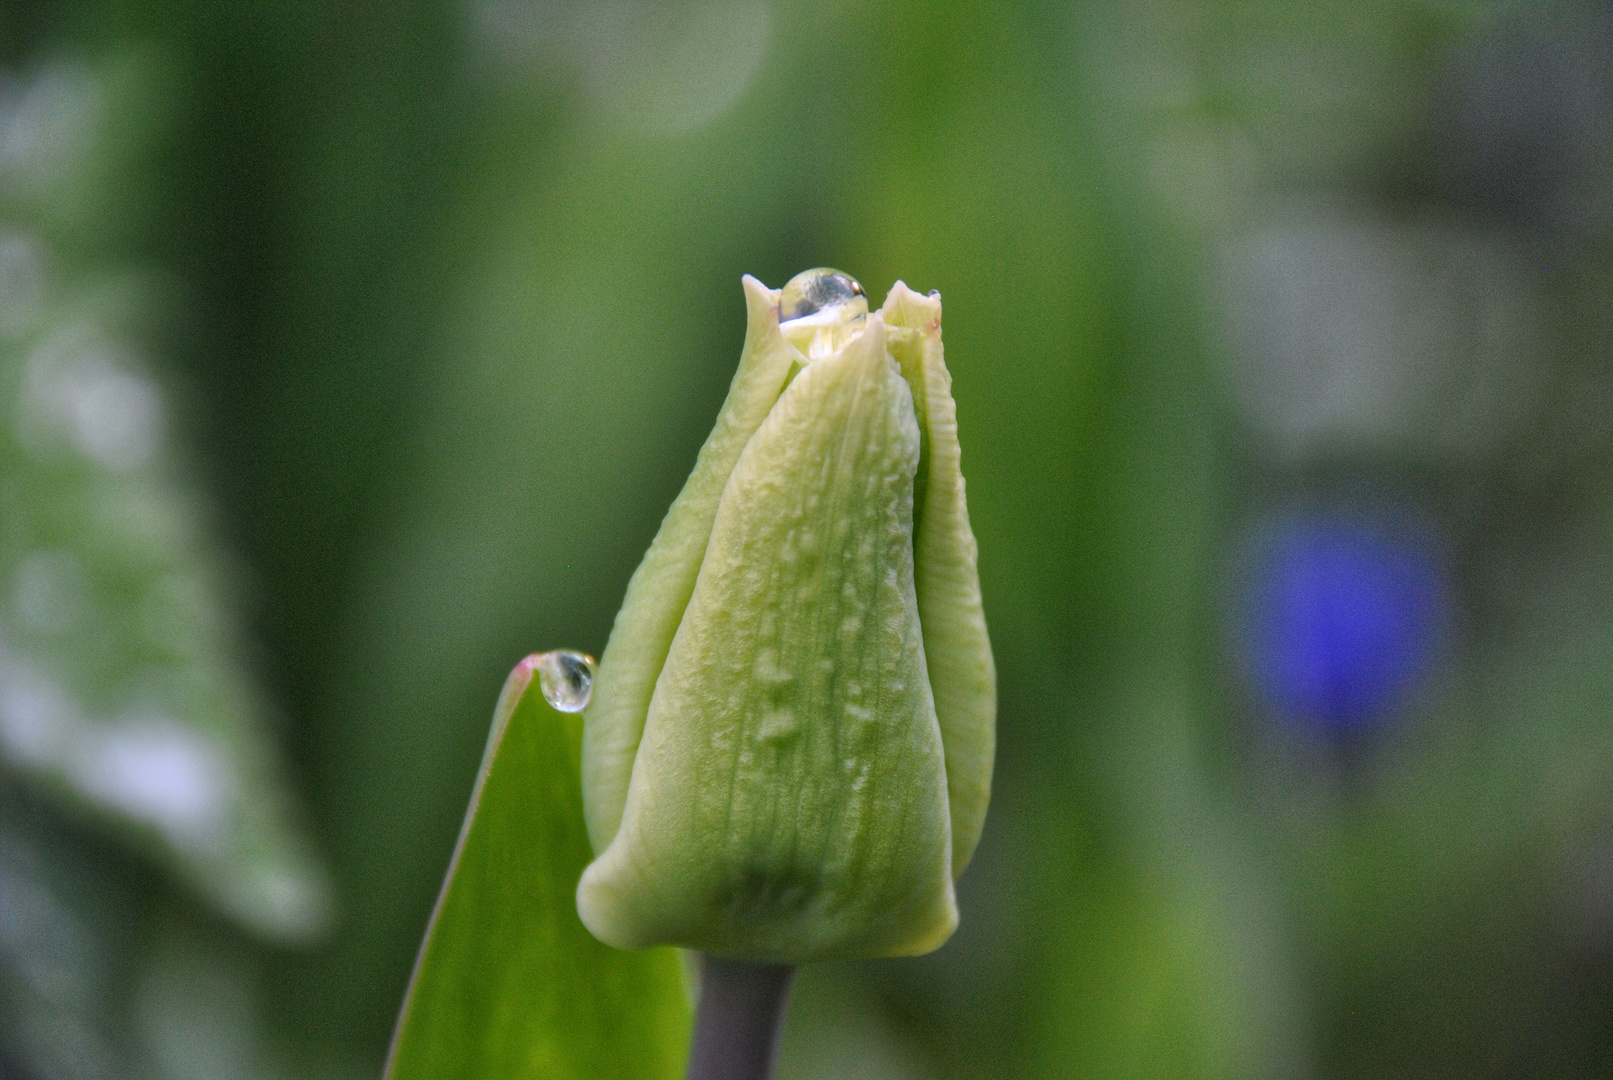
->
[1,0,1611,1078]
[0,45,329,946]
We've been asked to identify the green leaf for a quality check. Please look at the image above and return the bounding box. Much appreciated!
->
[385,654,691,1080]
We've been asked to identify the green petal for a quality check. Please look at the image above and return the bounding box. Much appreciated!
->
[581,276,796,852]
[577,315,957,962]
[386,656,690,1080]
[882,283,997,876]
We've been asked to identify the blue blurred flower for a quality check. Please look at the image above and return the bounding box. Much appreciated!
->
[1239,510,1447,734]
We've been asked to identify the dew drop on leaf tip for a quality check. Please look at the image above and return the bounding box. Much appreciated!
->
[536,650,595,712]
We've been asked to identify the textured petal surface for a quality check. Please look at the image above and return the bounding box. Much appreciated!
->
[581,276,795,851]
[578,316,957,962]
[883,283,997,875]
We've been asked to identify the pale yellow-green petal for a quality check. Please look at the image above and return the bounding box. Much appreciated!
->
[577,315,957,962]
[882,282,996,877]
[581,276,796,852]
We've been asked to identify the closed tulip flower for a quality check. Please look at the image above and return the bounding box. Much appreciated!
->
[577,269,994,964]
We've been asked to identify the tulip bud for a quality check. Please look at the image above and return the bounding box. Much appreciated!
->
[577,270,994,963]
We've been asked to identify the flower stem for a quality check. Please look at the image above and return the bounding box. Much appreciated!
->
[685,956,797,1080]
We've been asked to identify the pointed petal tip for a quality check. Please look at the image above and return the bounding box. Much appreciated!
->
[742,274,784,340]
[864,308,889,344]
[881,281,942,332]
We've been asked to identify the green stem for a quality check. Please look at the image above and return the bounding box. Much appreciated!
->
[685,956,797,1080]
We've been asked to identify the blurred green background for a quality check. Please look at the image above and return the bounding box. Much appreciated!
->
[3,0,1612,1076]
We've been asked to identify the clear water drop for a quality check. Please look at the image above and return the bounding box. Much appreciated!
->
[537,650,595,712]
[779,267,868,324]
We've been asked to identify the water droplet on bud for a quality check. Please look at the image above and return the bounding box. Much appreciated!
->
[537,650,595,712]
[779,268,868,325]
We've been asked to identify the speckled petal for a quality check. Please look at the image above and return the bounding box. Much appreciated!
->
[883,282,996,876]
[577,315,957,961]
[581,276,796,852]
